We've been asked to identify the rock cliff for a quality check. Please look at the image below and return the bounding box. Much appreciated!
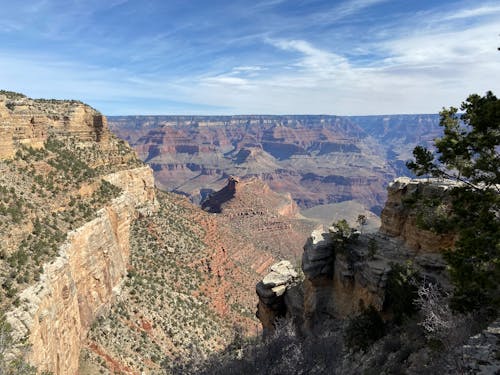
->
[0,91,109,159]
[380,177,458,252]
[0,91,156,374]
[6,166,157,374]
[257,178,455,333]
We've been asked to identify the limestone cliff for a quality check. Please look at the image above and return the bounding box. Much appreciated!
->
[257,178,454,333]
[0,91,156,374]
[6,166,157,374]
[380,177,457,252]
[0,92,109,159]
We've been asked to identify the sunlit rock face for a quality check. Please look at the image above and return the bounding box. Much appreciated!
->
[109,114,442,213]
[380,177,458,252]
[0,93,110,159]
[6,166,157,375]
[256,178,456,335]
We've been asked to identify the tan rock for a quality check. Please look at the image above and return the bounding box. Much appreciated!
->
[380,177,458,252]
[6,166,156,375]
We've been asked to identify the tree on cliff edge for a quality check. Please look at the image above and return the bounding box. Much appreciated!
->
[407,91,500,313]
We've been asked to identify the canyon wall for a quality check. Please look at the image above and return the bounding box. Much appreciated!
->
[109,114,442,215]
[0,92,108,159]
[109,115,414,212]
[257,178,454,332]
[380,177,457,252]
[6,166,156,374]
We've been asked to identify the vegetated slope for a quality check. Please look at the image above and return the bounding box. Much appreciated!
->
[0,94,142,312]
[109,114,441,215]
[0,90,148,373]
[80,176,317,374]
[80,191,253,374]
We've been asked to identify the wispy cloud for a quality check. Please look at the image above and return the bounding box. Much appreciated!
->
[330,0,389,20]
[443,3,500,20]
[1,0,498,115]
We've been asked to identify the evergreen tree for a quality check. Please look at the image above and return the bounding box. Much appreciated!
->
[407,91,499,313]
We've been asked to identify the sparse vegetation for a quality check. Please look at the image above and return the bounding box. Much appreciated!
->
[345,305,385,351]
[81,191,241,373]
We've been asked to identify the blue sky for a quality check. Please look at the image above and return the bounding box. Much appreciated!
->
[0,0,499,115]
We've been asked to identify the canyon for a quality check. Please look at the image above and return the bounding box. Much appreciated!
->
[0,92,319,374]
[109,114,442,218]
[2,91,496,374]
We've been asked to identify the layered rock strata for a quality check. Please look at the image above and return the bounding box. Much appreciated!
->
[109,115,399,211]
[257,178,455,333]
[380,177,458,252]
[0,93,109,159]
[6,166,157,374]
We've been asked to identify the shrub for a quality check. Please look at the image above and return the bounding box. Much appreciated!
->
[383,262,419,324]
[345,305,385,351]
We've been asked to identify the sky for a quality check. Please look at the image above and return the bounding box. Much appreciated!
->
[0,0,499,115]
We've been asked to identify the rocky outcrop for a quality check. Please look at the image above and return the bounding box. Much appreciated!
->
[6,166,157,375]
[380,177,458,252]
[257,178,457,333]
[0,93,108,159]
[256,261,300,336]
[461,319,500,374]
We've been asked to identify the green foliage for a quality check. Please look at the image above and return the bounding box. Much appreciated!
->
[444,188,500,312]
[0,90,26,99]
[45,137,95,184]
[407,91,500,187]
[406,92,500,314]
[329,219,359,252]
[384,262,419,324]
[345,305,385,351]
[0,312,37,374]
[406,146,436,177]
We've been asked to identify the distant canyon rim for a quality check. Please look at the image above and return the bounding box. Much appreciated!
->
[109,114,442,225]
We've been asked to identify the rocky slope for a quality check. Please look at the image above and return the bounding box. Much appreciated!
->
[0,92,326,374]
[7,166,156,374]
[257,177,455,332]
[251,178,500,374]
[109,114,441,215]
[78,176,318,373]
[0,91,155,374]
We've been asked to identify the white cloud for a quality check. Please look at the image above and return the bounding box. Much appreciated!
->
[202,76,251,86]
[1,1,499,116]
[268,39,351,78]
[183,15,500,115]
[443,4,500,20]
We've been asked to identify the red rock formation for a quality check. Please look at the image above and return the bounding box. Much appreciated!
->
[109,116,396,211]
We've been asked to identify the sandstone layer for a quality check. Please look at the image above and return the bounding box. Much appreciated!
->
[6,166,156,374]
[0,92,109,159]
[109,115,442,213]
[380,177,458,252]
[257,178,455,333]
